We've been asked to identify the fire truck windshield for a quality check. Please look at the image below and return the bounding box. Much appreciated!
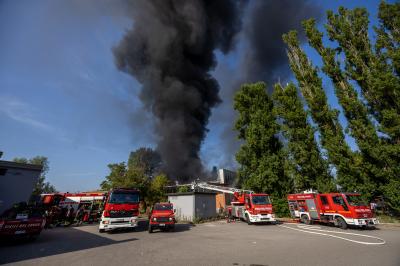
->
[109,192,139,204]
[346,195,367,206]
[252,195,271,205]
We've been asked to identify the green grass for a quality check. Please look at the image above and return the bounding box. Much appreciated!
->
[377,214,400,223]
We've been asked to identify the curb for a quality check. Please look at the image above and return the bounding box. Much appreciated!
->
[378,223,400,227]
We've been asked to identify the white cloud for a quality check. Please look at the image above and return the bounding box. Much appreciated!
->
[0,96,53,131]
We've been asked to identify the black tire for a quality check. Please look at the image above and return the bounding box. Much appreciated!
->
[148,225,153,233]
[335,216,348,229]
[301,215,312,225]
[99,229,105,233]
[29,233,39,241]
[245,214,252,225]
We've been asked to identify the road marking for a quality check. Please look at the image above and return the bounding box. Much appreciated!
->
[278,224,386,245]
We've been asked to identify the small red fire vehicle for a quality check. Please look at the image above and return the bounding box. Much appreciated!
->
[148,202,176,233]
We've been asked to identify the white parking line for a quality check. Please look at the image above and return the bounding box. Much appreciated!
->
[279,224,386,245]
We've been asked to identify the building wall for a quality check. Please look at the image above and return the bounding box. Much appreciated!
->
[194,194,216,220]
[215,193,234,213]
[218,168,237,186]
[216,193,225,213]
[168,194,194,222]
[0,165,41,214]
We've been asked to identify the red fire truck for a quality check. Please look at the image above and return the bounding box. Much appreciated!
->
[192,182,276,224]
[287,192,379,229]
[99,188,140,232]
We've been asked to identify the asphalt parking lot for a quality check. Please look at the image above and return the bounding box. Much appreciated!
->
[1,220,399,266]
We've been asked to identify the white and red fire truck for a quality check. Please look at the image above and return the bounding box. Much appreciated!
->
[99,188,140,232]
[287,192,379,229]
[57,192,105,209]
[192,182,276,224]
[42,192,105,223]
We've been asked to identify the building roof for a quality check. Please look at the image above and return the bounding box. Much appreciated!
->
[0,160,43,171]
[167,191,217,196]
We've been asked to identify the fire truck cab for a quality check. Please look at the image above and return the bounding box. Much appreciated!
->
[99,188,140,232]
[287,192,379,229]
[229,193,275,224]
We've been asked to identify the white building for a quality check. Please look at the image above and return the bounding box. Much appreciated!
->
[0,160,42,214]
[167,191,217,222]
[217,168,237,186]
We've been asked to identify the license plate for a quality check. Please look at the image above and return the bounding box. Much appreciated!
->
[15,230,26,235]
[159,223,165,226]
[16,214,28,220]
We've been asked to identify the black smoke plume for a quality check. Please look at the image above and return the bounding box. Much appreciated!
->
[113,0,243,181]
[212,0,321,168]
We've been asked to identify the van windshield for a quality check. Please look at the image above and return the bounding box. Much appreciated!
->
[109,192,139,204]
[252,196,271,205]
[154,204,173,211]
[346,195,367,207]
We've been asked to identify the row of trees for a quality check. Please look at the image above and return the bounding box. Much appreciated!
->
[235,2,399,214]
[100,147,169,210]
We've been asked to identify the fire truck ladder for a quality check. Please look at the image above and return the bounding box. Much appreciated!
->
[191,182,254,194]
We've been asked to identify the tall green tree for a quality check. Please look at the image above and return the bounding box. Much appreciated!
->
[234,82,290,198]
[128,147,161,177]
[325,4,400,144]
[282,1,400,213]
[375,1,400,78]
[147,174,170,206]
[303,18,398,196]
[282,30,368,194]
[272,83,334,192]
[13,156,57,196]
[101,147,169,210]
[321,2,400,212]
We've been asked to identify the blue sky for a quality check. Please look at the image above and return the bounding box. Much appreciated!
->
[0,0,385,192]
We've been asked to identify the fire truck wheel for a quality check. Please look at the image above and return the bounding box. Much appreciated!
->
[301,215,312,225]
[245,214,252,225]
[99,229,105,233]
[148,225,153,233]
[335,217,348,229]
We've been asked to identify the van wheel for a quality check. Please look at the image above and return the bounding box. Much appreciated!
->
[99,229,105,233]
[29,233,39,241]
[245,214,252,225]
[335,217,347,229]
[301,215,312,225]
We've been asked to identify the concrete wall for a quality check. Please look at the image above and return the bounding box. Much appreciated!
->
[194,193,216,220]
[168,194,194,222]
